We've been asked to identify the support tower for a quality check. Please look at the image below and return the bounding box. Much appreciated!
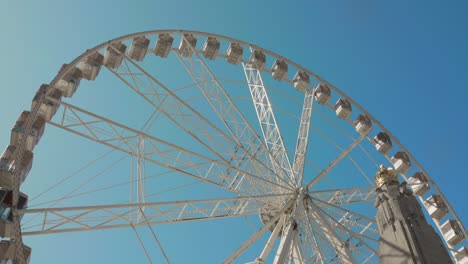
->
[374,165,452,263]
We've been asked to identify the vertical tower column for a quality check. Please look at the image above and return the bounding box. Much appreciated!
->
[374,166,452,263]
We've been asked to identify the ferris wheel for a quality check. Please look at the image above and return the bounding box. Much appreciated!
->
[0,30,466,263]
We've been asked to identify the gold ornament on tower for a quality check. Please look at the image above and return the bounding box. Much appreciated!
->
[375,165,399,188]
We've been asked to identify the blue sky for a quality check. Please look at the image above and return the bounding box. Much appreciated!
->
[1,0,467,263]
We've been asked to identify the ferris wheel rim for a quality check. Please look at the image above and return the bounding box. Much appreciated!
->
[44,28,464,235]
[9,29,465,262]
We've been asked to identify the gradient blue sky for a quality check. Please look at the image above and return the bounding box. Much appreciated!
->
[1,0,467,263]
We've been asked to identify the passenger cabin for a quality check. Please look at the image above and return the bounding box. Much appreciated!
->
[103,42,127,69]
[10,111,45,152]
[249,50,266,70]
[0,145,33,189]
[334,98,352,119]
[0,240,31,264]
[314,84,331,105]
[354,114,372,135]
[226,43,243,65]
[293,71,310,92]
[0,189,28,237]
[455,246,468,264]
[407,172,429,196]
[154,34,174,58]
[202,37,220,60]
[374,132,392,154]
[271,60,288,81]
[391,151,411,174]
[78,52,104,80]
[424,195,448,220]
[31,84,62,121]
[128,36,150,61]
[55,64,82,98]
[178,34,197,57]
[441,219,465,246]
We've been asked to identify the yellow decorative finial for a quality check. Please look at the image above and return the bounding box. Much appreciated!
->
[375,165,399,188]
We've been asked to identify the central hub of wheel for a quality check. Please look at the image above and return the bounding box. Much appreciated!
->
[258,190,300,236]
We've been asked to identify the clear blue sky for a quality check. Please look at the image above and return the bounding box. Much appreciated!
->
[0,0,467,263]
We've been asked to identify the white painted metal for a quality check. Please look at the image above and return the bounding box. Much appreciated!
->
[175,36,294,194]
[307,135,367,189]
[306,199,357,264]
[273,219,297,264]
[46,100,290,195]
[292,88,315,186]
[5,29,463,263]
[242,61,295,187]
[20,194,288,235]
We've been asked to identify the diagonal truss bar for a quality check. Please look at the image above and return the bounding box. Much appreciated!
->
[242,61,294,186]
[298,207,325,264]
[291,236,306,264]
[20,194,290,236]
[308,186,376,205]
[292,88,315,186]
[273,218,298,264]
[310,196,377,225]
[139,209,171,264]
[109,47,293,196]
[307,135,367,189]
[48,99,291,195]
[174,39,294,192]
[313,203,379,257]
[305,199,357,264]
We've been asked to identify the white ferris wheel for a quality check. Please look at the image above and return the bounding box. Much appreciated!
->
[0,30,466,263]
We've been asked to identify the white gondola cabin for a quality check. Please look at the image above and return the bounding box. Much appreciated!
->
[0,189,28,237]
[334,98,352,119]
[293,71,310,92]
[354,114,372,135]
[314,83,331,105]
[78,52,104,80]
[424,195,448,220]
[10,111,45,152]
[202,37,220,60]
[0,240,31,264]
[31,84,62,121]
[0,145,33,189]
[374,132,392,154]
[226,43,243,65]
[154,34,174,58]
[271,60,288,81]
[391,151,411,174]
[128,36,150,61]
[441,220,465,246]
[179,34,197,58]
[54,64,82,98]
[249,50,266,70]
[407,172,429,196]
[103,42,127,69]
[455,246,468,264]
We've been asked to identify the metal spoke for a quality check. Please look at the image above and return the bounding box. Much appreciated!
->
[307,134,367,189]
[308,186,376,205]
[20,194,291,235]
[140,208,171,264]
[314,203,379,258]
[305,199,357,264]
[242,61,294,186]
[48,99,291,195]
[292,88,315,186]
[109,48,293,195]
[174,39,294,192]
